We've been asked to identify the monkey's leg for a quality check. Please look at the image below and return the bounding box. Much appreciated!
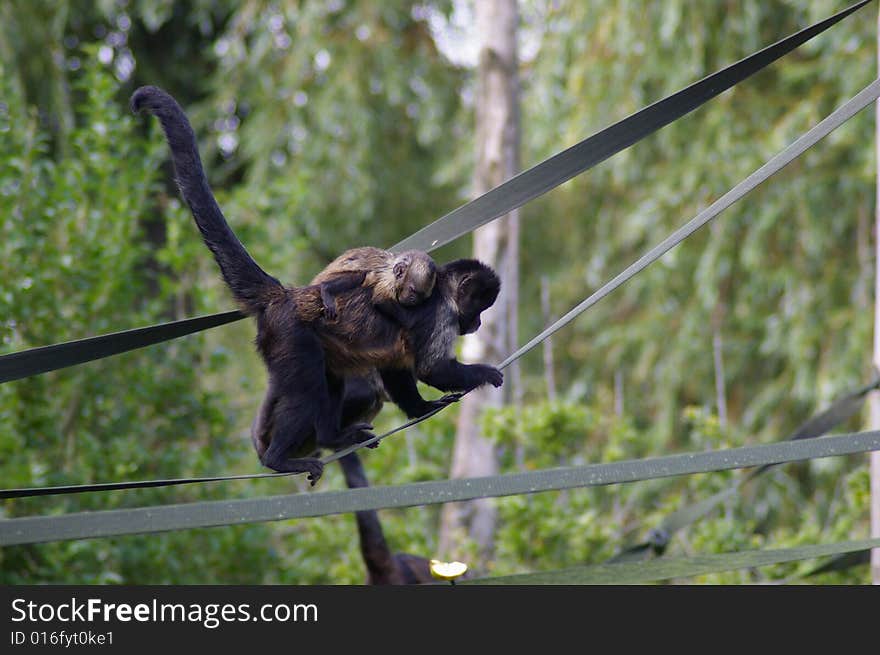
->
[317,373,377,449]
[257,325,340,483]
[340,375,385,427]
[280,323,347,448]
[259,403,325,485]
[419,358,503,393]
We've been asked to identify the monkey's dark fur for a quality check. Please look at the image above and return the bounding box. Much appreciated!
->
[131,85,503,484]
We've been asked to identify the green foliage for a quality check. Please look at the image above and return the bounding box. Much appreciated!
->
[483,400,870,583]
[0,47,274,583]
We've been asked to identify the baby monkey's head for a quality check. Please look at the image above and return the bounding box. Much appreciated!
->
[393,250,437,306]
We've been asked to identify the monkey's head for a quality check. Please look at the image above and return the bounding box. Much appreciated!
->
[441,259,501,335]
[393,250,437,307]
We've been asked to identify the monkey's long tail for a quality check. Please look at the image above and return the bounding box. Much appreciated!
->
[338,453,399,579]
[131,85,282,313]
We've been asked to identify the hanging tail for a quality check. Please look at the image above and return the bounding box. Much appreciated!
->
[131,85,282,313]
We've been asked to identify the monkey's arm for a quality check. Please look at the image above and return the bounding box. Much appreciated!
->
[418,358,503,393]
[379,368,461,419]
[319,272,367,321]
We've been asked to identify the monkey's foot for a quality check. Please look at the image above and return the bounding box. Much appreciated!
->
[302,459,325,486]
[321,423,376,449]
[340,422,378,449]
[425,392,465,413]
[265,457,324,486]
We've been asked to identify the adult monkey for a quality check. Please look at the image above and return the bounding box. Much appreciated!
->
[132,86,502,484]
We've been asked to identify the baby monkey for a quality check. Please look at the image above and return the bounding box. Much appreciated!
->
[313,247,437,321]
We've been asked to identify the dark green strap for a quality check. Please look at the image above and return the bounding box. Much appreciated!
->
[610,373,880,562]
[749,372,880,477]
[2,430,878,546]
[466,537,880,584]
[801,549,871,578]
[0,311,245,384]
[0,0,867,386]
[392,0,871,254]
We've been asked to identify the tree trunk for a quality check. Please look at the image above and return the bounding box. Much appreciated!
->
[541,275,557,401]
[614,369,624,417]
[438,0,519,562]
[713,326,728,430]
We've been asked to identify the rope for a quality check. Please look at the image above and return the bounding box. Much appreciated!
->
[464,537,880,584]
[0,0,866,385]
[2,430,878,546]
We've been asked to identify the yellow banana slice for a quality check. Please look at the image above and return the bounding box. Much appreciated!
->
[429,559,468,581]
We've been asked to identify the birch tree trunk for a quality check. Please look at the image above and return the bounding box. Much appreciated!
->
[541,276,557,401]
[438,0,519,561]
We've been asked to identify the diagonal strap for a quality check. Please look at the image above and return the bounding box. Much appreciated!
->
[466,537,880,584]
[0,0,868,386]
[498,78,880,370]
[1,430,878,546]
[391,0,871,254]
[800,549,871,578]
[0,311,245,384]
[609,372,880,562]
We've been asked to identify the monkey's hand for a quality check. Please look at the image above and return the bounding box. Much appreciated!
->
[419,360,504,395]
[475,365,504,388]
[319,274,364,322]
[322,299,338,322]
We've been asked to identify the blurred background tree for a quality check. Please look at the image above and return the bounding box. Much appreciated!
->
[0,0,876,584]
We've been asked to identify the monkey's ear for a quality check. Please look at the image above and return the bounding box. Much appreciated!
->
[458,274,476,297]
[393,261,407,279]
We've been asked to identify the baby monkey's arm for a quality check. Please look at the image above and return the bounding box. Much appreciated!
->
[319,271,367,321]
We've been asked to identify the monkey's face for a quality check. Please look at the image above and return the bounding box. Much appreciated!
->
[394,252,437,307]
[455,267,500,335]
